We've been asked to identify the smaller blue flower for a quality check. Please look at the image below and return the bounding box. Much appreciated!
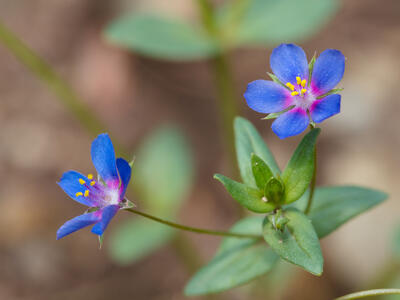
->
[244,43,345,139]
[57,133,133,240]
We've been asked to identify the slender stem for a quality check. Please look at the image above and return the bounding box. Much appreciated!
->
[305,129,317,215]
[196,0,239,175]
[125,208,260,239]
[335,289,400,300]
[0,21,106,138]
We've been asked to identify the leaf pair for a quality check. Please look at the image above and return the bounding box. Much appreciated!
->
[216,117,319,213]
[185,186,387,295]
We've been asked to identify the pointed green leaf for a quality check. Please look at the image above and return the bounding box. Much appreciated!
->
[105,14,219,60]
[185,217,278,295]
[214,174,275,213]
[263,208,323,275]
[282,128,320,204]
[251,154,274,190]
[235,117,280,188]
[264,177,284,205]
[290,186,388,238]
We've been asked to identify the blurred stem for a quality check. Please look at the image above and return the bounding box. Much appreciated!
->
[305,127,317,215]
[0,21,106,138]
[335,289,400,300]
[126,208,260,239]
[0,20,209,279]
[196,0,239,175]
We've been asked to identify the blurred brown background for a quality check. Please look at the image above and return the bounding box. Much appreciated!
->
[0,0,399,299]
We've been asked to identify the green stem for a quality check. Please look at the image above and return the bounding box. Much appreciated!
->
[126,208,260,239]
[196,0,239,174]
[305,129,317,215]
[0,21,106,138]
[335,289,400,300]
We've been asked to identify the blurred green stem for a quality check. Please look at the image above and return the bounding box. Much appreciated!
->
[0,20,207,277]
[305,127,317,215]
[126,208,260,239]
[335,289,400,300]
[196,0,239,173]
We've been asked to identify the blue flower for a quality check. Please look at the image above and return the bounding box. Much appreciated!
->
[244,43,345,139]
[57,133,132,240]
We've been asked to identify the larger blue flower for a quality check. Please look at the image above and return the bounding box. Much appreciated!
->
[57,133,132,240]
[244,43,345,139]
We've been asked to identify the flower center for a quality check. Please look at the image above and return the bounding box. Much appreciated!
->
[286,77,315,110]
[286,76,308,97]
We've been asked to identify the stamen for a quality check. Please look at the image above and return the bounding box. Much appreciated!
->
[300,88,307,96]
[78,178,86,185]
[84,190,90,197]
[90,181,96,186]
[301,79,307,87]
[291,91,299,96]
[87,174,93,180]
[286,82,295,91]
[75,192,83,197]
[296,77,301,85]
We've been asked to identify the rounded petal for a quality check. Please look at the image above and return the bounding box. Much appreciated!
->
[244,80,292,113]
[58,171,97,207]
[310,94,341,123]
[91,133,119,187]
[116,158,131,198]
[91,205,119,236]
[270,44,308,85]
[311,49,345,95]
[271,108,309,139]
[56,210,102,240]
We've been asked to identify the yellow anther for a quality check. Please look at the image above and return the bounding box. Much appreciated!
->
[286,82,295,91]
[291,91,299,96]
[78,178,86,185]
[301,79,307,87]
[90,181,96,186]
[296,77,301,85]
[87,174,93,180]
[75,192,83,197]
[301,88,307,94]
[84,190,90,197]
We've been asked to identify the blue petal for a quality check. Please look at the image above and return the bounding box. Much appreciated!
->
[56,211,102,240]
[311,49,345,95]
[271,108,309,139]
[244,80,292,113]
[310,94,341,123]
[116,158,131,198]
[91,205,119,236]
[270,44,308,85]
[91,133,119,185]
[58,171,97,207]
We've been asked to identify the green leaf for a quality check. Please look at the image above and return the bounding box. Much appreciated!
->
[235,117,280,188]
[108,126,193,264]
[263,208,323,275]
[282,128,320,204]
[251,154,274,190]
[108,218,174,264]
[105,14,219,60]
[214,174,274,213]
[218,0,339,47]
[185,217,278,295]
[290,186,387,238]
[133,126,193,214]
[264,178,284,205]
[316,88,344,99]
